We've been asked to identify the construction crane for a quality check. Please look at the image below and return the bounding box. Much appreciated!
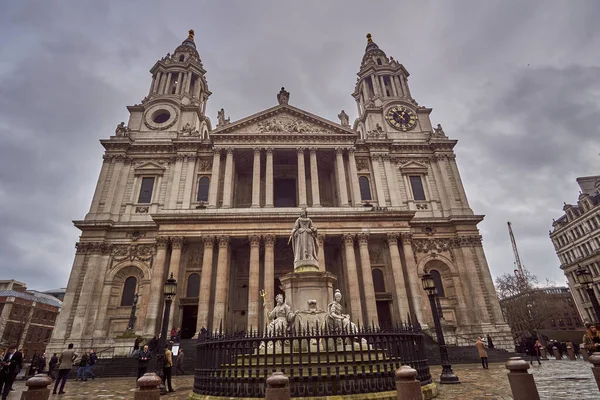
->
[508,222,528,291]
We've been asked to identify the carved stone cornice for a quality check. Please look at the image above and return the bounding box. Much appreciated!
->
[454,235,483,247]
[76,241,111,255]
[394,157,431,165]
[218,235,230,247]
[197,158,213,171]
[249,235,261,247]
[203,236,215,248]
[264,234,276,246]
[357,233,369,245]
[342,233,355,245]
[412,238,454,254]
[170,236,184,249]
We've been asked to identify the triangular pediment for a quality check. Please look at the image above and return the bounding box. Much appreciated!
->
[133,161,166,175]
[211,104,356,136]
[399,160,428,175]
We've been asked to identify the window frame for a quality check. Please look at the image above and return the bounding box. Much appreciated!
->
[358,175,373,201]
[137,176,156,204]
[195,175,211,203]
[120,276,138,307]
[409,175,427,201]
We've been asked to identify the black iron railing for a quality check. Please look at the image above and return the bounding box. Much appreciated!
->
[194,323,431,397]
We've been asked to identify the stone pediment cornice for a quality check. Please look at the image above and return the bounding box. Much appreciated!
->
[210,104,357,137]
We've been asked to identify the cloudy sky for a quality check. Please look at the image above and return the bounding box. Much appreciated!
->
[1,1,599,291]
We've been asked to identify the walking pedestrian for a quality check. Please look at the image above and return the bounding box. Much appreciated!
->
[175,349,185,375]
[53,343,78,395]
[137,345,152,381]
[475,337,488,369]
[48,353,58,379]
[0,345,22,400]
[76,352,89,381]
[37,352,47,374]
[86,349,97,380]
[532,340,542,365]
[8,348,22,391]
[163,344,175,393]
[131,337,141,357]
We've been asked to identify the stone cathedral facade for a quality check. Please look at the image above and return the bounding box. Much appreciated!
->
[48,31,512,353]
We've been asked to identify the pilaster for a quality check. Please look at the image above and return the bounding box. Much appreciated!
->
[400,234,425,325]
[297,148,307,208]
[309,148,321,207]
[343,234,363,323]
[144,237,169,335]
[386,233,410,323]
[247,235,261,330]
[208,149,221,208]
[347,149,362,206]
[212,236,230,329]
[335,148,349,207]
[222,149,234,208]
[265,148,274,208]
[357,233,379,327]
[196,236,215,333]
[252,148,261,208]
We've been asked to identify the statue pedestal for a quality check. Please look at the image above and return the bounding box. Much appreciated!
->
[280,270,337,316]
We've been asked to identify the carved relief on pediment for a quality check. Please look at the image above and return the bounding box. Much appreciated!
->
[252,116,328,134]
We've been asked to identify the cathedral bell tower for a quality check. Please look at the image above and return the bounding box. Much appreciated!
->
[352,33,432,138]
[124,30,212,137]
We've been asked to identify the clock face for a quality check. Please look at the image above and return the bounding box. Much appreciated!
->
[385,106,417,131]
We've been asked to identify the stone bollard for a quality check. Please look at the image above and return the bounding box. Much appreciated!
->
[567,346,576,360]
[266,372,290,400]
[505,357,540,400]
[583,348,590,362]
[21,373,53,400]
[134,372,161,400]
[395,366,423,400]
[589,354,600,392]
[552,346,561,360]
[541,348,548,360]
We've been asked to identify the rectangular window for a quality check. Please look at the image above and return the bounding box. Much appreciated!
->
[409,176,426,201]
[138,177,155,204]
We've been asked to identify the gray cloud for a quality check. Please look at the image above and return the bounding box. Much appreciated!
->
[0,0,599,290]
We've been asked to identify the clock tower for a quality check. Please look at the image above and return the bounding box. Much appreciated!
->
[352,33,434,138]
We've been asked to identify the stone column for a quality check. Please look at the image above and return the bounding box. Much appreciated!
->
[347,149,362,206]
[221,149,234,208]
[383,155,400,207]
[335,148,349,207]
[168,156,184,209]
[400,233,425,325]
[247,235,261,331]
[185,71,192,94]
[371,155,387,207]
[212,236,230,329]
[252,148,261,207]
[317,234,326,271]
[386,233,410,322]
[167,237,184,329]
[208,149,221,208]
[89,157,111,214]
[182,155,197,209]
[390,76,399,97]
[164,73,172,95]
[297,148,307,208]
[357,234,379,327]
[343,234,363,323]
[176,72,183,95]
[264,235,276,318]
[265,148,274,208]
[153,71,162,93]
[196,236,215,333]
[309,148,321,207]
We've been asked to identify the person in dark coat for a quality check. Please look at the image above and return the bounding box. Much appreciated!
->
[7,348,22,392]
[148,335,159,356]
[48,353,59,379]
[37,352,47,374]
[175,349,185,375]
[86,349,97,380]
[0,346,22,400]
[137,345,152,381]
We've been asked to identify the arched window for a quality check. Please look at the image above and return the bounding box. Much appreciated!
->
[359,176,372,201]
[186,273,200,297]
[179,55,185,62]
[372,269,386,292]
[121,276,137,306]
[197,177,210,202]
[429,269,445,297]
[377,58,382,65]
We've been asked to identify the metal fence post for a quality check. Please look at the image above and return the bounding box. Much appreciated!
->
[266,372,290,400]
[395,366,423,400]
[134,372,161,400]
[505,357,540,400]
[589,354,600,392]
[21,374,53,400]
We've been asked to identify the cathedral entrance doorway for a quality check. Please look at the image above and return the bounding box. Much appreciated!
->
[274,179,297,207]
[376,301,393,329]
[181,305,198,339]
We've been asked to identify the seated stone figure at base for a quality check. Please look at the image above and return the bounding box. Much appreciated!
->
[266,294,298,336]
[326,289,357,333]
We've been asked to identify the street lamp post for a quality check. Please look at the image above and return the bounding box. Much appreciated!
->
[422,273,460,384]
[155,273,177,395]
[575,264,600,322]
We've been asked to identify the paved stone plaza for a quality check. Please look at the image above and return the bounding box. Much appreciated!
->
[6,360,599,399]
